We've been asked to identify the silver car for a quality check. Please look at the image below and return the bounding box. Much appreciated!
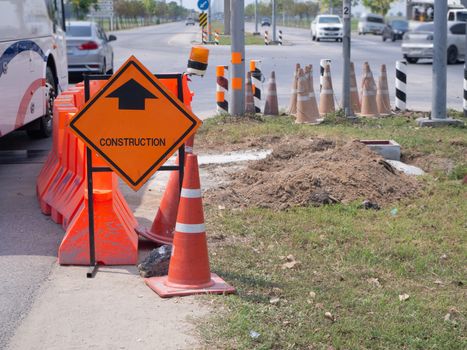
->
[66,21,116,75]
[402,22,465,64]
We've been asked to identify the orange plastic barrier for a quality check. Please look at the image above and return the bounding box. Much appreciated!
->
[58,153,138,265]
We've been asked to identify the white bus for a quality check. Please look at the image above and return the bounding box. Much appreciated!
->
[0,0,68,138]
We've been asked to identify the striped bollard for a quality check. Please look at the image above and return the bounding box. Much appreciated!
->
[216,65,229,113]
[264,31,269,45]
[250,60,262,114]
[278,30,283,46]
[320,59,331,91]
[464,63,467,117]
[395,60,407,111]
[214,31,220,45]
[202,29,207,44]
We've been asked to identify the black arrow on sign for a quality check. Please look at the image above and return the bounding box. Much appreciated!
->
[106,78,157,110]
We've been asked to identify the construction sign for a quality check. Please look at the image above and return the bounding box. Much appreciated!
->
[199,12,207,27]
[69,55,202,191]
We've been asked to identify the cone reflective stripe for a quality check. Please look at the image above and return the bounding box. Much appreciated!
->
[278,30,283,45]
[216,65,229,113]
[250,60,262,113]
[287,63,300,115]
[264,71,279,116]
[377,64,391,115]
[319,63,335,116]
[245,71,256,114]
[145,154,235,298]
[395,60,407,111]
[320,59,331,91]
[187,46,209,76]
[296,68,320,124]
[264,31,269,45]
[359,62,379,117]
[350,62,361,113]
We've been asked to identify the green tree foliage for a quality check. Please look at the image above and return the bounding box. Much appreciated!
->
[71,0,98,19]
[245,0,319,20]
[361,0,395,16]
[114,0,188,19]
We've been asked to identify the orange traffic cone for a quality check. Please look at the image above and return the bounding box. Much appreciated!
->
[319,63,335,116]
[306,65,320,122]
[145,154,236,297]
[377,64,391,115]
[136,135,195,244]
[296,68,319,124]
[287,63,300,115]
[359,62,379,117]
[350,62,361,114]
[263,71,279,116]
[245,71,255,114]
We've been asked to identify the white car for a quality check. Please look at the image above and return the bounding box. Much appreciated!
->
[311,15,343,42]
[358,13,385,35]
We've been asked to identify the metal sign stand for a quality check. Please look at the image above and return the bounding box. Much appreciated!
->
[83,73,186,278]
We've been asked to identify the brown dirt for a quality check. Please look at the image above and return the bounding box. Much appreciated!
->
[205,138,420,210]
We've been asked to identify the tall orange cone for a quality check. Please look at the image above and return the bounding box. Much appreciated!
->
[136,135,195,244]
[145,154,236,297]
[376,64,391,115]
[319,63,335,116]
[245,71,256,114]
[287,63,300,115]
[263,71,279,116]
[296,68,319,124]
[306,65,320,122]
[359,62,379,117]
[350,62,361,113]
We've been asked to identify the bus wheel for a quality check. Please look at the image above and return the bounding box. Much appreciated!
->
[27,67,55,139]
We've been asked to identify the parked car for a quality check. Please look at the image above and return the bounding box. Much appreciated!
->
[401,22,465,64]
[185,17,195,25]
[311,15,343,42]
[261,17,271,26]
[66,21,116,76]
[358,13,385,35]
[382,19,409,42]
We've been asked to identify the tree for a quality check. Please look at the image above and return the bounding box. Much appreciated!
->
[361,0,395,16]
[70,0,98,19]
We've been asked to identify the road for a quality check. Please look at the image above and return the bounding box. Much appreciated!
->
[112,21,464,116]
[0,21,464,349]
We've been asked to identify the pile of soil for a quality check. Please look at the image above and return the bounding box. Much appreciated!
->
[205,138,420,210]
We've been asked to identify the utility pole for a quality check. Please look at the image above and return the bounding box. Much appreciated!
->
[230,0,245,116]
[272,0,277,42]
[254,0,259,35]
[417,0,463,126]
[342,0,353,117]
[224,0,230,35]
[464,20,467,117]
[208,1,212,41]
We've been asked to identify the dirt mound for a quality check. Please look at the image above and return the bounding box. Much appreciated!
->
[205,138,419,210]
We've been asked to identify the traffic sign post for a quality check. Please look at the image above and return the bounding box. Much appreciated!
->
[71,56,202,277]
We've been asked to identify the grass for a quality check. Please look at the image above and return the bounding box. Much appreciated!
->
[209,20,276,46]
[195,113,467,349]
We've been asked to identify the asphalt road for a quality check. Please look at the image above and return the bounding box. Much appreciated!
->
[109,21,464,116]
[0,20,464,349]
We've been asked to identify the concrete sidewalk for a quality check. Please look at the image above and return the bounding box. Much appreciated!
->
[6,265,206,350]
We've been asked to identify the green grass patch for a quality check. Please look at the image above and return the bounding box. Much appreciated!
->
[196,113,467,349]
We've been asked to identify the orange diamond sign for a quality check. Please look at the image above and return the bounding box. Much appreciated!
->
[69,56,202,191]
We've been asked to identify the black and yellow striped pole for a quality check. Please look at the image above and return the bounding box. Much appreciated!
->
[199,12,208,44]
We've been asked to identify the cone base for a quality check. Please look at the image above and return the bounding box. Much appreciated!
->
[145,273,236,298]
[135,225,173,245]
